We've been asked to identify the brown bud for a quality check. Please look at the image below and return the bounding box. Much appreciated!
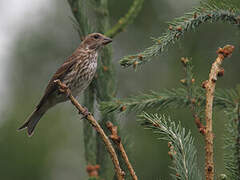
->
[120,106,127,112]
[138,54,143,60]
[106,121,113,129]
[199,127,206,135]
[103,66,108,72]
[73,8,78,12]
[202,80,208,89]
[191,98,196,104]
[168,142,172,148]
[177,26,182,31]
[169,25,173,30]
[180,79,187,85]
[218,68,224,77]
[86,164,100,177]
[180,57,189,65]
[217,45,234,57]
[133,61,138,69]
[193,12,197,19]
[191,78,195,83]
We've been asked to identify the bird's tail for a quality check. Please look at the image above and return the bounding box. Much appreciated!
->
[18,108,45,137]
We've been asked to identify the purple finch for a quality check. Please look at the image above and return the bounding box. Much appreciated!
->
[18,33,112,136]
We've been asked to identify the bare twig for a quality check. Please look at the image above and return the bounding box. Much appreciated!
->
[203,45,234,180]
[54,79,125,180]
[106,121,138,180]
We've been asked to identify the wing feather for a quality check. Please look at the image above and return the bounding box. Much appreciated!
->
[36,53,82,109]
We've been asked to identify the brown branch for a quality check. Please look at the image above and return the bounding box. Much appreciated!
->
[106,121,138,180]
[203,45,234,180]
[54,79,125,180]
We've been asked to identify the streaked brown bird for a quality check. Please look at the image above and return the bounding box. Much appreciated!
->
[18,33,112,136]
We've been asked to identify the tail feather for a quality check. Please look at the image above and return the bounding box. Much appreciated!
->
[18,109,45,136]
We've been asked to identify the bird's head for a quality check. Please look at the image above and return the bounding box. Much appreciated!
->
[81,33,112,50]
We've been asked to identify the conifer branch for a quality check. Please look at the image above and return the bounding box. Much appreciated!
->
[100,86,237,116]
[202,45,234,180]
[224,104,240,179]
[105,0,145,38]
[119,1,240,68]
[100,88,190,113]
[180,57,206,135]
[138,113,201,180]
[54,79,125,180]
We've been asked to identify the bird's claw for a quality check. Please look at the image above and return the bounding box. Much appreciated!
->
[80,107,91,119]
[54,80,70,97]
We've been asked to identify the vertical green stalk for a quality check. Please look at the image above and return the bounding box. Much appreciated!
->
[68,0,143,178]
[237,104,240,179]
[83,84,96,165]
[68,0,116,178]
[68,0,97,167]
[91,1,118,179]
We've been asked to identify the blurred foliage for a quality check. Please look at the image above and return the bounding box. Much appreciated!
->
[1,0,240,179]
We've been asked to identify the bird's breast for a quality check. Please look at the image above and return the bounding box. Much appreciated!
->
[64,52,98,96]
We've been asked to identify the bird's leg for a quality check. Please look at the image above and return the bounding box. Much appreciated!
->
[80,106,91,119]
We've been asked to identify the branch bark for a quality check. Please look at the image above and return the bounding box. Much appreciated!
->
[54,79,125,180]
[203,45,234,180]
[106,121,138,180]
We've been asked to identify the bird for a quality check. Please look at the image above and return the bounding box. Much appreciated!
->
[18,33,112,136]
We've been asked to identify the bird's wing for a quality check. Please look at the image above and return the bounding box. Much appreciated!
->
[36,53,81,110]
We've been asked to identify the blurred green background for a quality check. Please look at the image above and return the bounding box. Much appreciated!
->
[0,0,240,179]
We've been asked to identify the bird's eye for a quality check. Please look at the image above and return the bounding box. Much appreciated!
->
[93,34,100,39]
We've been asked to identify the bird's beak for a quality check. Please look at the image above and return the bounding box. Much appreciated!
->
[102,37,112,45]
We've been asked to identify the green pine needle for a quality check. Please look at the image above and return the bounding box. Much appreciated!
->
[119,0,240,68]
[138,113,202,180]
[224,104,240,179]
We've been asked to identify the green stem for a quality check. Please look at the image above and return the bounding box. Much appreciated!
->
[67,0,91,38]
[105,0,145,38]
[92,1,118,178]
[237,104,240,179]
[83,84,96,165]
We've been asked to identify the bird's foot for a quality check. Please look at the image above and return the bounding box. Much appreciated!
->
[54,80,71,97]
[80,106,91,119]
